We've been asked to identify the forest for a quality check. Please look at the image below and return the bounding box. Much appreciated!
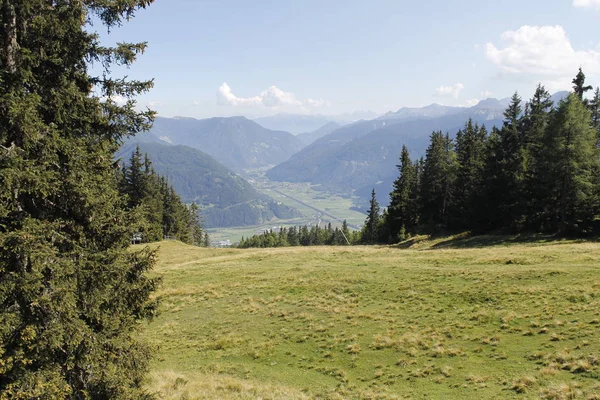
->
[118,146,207,246]
[240,70,600,248]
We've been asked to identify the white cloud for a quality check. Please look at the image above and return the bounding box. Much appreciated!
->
[434,83,465,98]
[573,0,600,9]
[217,83,328,110]
[306,98,331,107]
[480,90,493,98]
[217,83,262,106]
[485,25,600,90]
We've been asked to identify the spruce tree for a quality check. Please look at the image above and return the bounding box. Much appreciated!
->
[0,1,158,398]
[590,87,600,144]
[361,189,381,244]
[541,94,600,233]
[454,120,488,230]
[420,131,457,231]
[189,202,204,246]
[387,145,417,240]
[572,67,594,101]
[341,220,351,245]
[522,85,554,228]
[485,93,526,230]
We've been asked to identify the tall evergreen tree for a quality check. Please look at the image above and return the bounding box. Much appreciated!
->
[485,93,526,230]
[572,67,594,101]
[0,1,158,398]
[361,189,381,244]
[125,146,146,207]
[189,202,204,246]
[541,94,600,233]
[590,87,600,144]
[420,131,457,231]
[453,120,488,230]
[522,85,554,228]
[387,145,418,240]
[341,220,351,245]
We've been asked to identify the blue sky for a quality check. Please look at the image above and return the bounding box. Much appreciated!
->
[95,0,600,118]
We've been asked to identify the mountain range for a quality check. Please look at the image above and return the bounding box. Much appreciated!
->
[122,91,570,224]
[139,116,304,172]
[296,122,343,146]
[117,141,300,227]
[266,93,569,206]
[254,111,379,135]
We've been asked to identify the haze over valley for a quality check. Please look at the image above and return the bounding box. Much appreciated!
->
[120,92,569,240]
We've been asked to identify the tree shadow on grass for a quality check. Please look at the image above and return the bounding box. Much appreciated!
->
[430,233,561,249]
[394,232,594,250]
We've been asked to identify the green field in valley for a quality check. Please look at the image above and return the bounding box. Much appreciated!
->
[208,179,367,244]
[140,237,600,399]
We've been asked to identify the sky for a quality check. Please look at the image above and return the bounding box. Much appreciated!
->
[94,0,600,119]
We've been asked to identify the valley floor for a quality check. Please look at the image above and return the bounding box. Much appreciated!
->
[140,237,600,399]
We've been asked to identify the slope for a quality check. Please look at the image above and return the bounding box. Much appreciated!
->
[267,99,508,204]
[145,116,304,171]
[143,239,600,399]
[296,122,342,146]
[117,142,300,228]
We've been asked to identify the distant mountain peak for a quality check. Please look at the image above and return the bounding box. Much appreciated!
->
[379,103,464,121]
[143,115,303,171]
[473,98,503,108]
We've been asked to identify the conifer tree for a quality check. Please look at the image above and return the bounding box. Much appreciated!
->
[0,1,158,397]
[485,93,526,230]
[189,202,204,246]
[572,67,594,101]
[453,120,488,230]
[361,189,381,244]
[541,94,600,233]
[420,131,457,231]
[341,220,351,245]
[522,85,554,228]
[300,225,310,246]
[590,87,600,143]
[387,145,418,240]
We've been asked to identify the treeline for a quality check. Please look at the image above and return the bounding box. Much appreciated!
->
[238,221,359,248]
[118,146,209,246]
[239,69,600,249]
[374,69,600,242]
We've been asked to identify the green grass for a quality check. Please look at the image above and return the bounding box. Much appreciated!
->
[140,237,600,399]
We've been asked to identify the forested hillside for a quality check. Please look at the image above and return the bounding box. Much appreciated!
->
[266,98,512,201]
[118,146,207,245]
[244,72,600,248]
[145,116,303,171]
[118,142,301,227]
[381,74,600,240]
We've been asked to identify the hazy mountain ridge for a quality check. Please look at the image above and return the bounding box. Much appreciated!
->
[379,103,464,121]
[266,119,391,183]
[254,111,379,135]
[266,98,516,203]
[296,122,343,146]
[268,92,571,207]
[117,142,300,228]
[144,116,304,172]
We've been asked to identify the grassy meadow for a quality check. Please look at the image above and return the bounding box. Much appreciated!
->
[140,237,600,399]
